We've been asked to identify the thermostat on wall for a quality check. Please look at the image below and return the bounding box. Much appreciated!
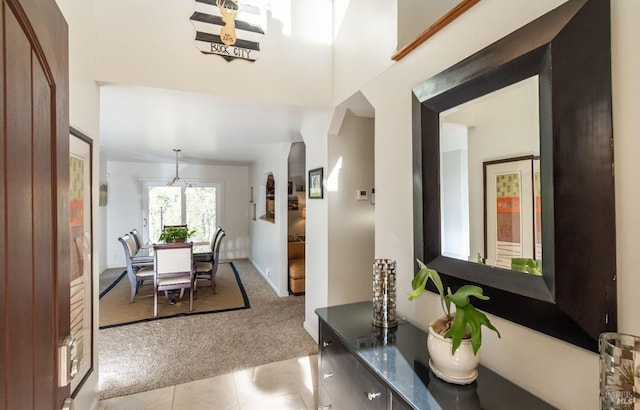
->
[355,190,368,201]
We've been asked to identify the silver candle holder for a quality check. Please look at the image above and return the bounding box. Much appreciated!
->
[372,259,398,328]
[599,332,640,409]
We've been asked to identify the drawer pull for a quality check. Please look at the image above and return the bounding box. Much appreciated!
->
[322,341,332,348]
[367,392,381,401]
[323,372,334,379]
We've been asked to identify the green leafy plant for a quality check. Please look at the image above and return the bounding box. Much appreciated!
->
[158,226,195,243]
[511,258,542,276]
[408,259,501,355]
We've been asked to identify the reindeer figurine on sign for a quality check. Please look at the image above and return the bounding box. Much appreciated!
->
[216,0,239,46]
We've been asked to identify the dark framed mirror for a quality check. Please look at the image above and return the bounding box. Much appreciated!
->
[412,0,616,352]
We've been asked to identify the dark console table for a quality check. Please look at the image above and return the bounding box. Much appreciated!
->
[316,302,556,410]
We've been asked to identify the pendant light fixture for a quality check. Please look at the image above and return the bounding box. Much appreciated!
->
[167,149,192,188]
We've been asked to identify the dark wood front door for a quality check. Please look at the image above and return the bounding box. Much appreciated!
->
[1,0,70,408]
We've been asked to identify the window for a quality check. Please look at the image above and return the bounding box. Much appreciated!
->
[142,180,221,243]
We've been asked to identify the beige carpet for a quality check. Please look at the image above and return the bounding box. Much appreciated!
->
[98,259,318,400]
[99,262,249,329]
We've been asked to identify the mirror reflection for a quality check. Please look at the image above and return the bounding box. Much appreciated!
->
[439,76,541,274]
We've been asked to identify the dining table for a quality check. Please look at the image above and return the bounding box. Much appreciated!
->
[131,241,213,267]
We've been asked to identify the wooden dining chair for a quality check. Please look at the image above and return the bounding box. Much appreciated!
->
[130,228,143,250]
[193,226,222,263]
[118,234,154,303]
[153,242,195,317]
[210,227,223,253]
[194,229,225,294]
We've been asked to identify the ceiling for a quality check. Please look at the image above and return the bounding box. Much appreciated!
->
[99,84,321,166]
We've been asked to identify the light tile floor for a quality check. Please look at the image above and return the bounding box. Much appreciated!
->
[98,355,318,410]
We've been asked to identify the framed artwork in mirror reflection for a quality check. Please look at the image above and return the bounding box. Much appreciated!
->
[483,155,541,271]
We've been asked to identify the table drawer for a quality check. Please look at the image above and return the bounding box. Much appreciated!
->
[319,321,388,409]
[352,359,387,410]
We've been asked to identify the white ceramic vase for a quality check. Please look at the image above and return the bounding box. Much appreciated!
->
[427,322,479,384]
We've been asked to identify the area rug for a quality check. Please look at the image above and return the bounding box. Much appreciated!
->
[99,262,249,329]
[98,259,317,400]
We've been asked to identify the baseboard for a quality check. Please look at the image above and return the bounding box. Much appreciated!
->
[304,320,318,343]
[249,258,288,297]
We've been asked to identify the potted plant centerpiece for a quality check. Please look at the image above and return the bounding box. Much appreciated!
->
[158,226,195,243]
[409,260,501,384]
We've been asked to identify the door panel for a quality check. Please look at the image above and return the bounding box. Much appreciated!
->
[5,7,36,406]
[186,187,217,242]
[148,186,182,242]
[33,49,56,408]
[1,0,70,408]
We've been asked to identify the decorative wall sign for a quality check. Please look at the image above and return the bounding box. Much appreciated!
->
[190,0,265,62]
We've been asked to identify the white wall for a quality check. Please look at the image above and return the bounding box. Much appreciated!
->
[248,144,291,296]
[332,0,396,105]
[54,0,100,408]
[94,0,333,108]
[441,146,469,259]
[105,161,249,268]
[397,0,461,49]
[327,110,375,305]
[611,0,640,342]
[300,110,332,340]
[349,0,640,409]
